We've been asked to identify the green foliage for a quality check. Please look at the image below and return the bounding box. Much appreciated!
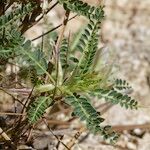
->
[59,38,79,78]
[65,95,119,143]
[114,79,132,91]
[60,38,69,69]
[63,11,104,78]
[25,2,137,142]
[0,2,36,64]
[27,96,52,124]
[0,3,35,30]
[93,88,138,109]
[64,73,102,93]
[70,25,86,51]
[58,0,104,20]
[0,0,138,144]
[78,20,100,74]
[0,29,25,60]
[22,41,48,75]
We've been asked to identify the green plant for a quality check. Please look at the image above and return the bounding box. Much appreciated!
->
[0,0,138,147]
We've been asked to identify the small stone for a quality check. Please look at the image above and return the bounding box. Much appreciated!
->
[127,142,137,150]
